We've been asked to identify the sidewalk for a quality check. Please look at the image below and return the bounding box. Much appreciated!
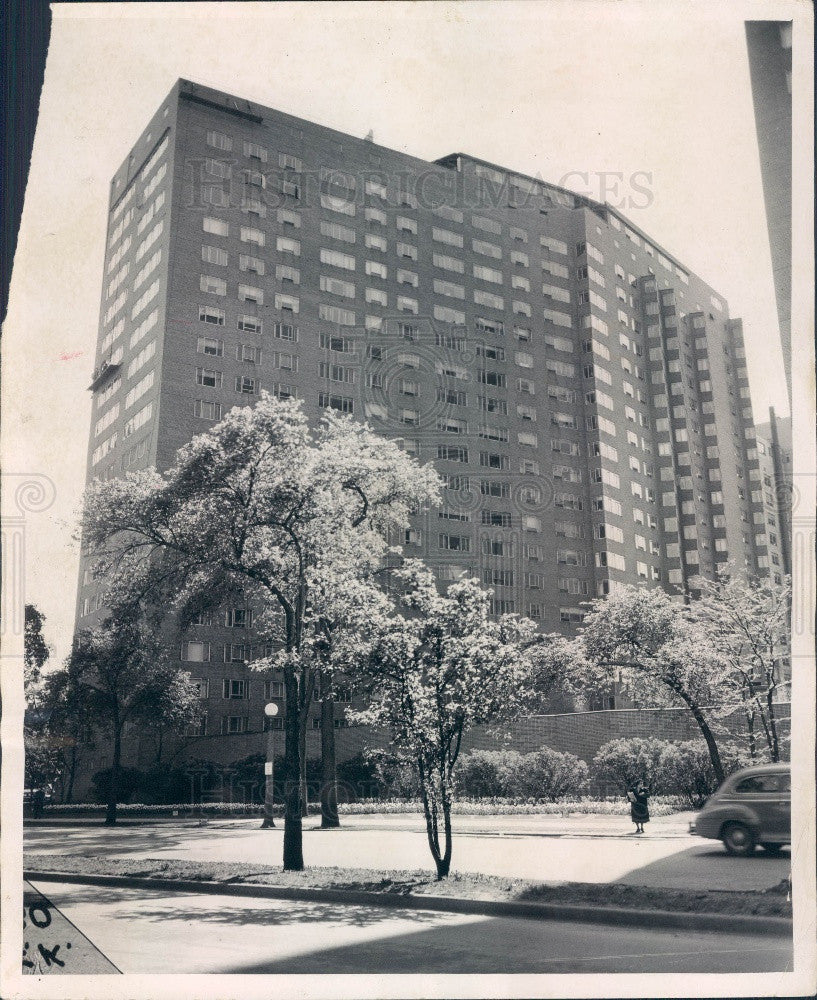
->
[23,811,790,892]
[25,808,696,836]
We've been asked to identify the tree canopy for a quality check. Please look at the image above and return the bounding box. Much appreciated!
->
[578,585,731,783]
[350,561,543,877]
[81,394,441,865]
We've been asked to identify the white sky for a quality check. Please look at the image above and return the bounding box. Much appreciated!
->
[3,1,797,666]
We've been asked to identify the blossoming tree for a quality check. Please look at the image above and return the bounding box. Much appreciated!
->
[577,585,731,783]
[349,562,542,878]
[81,394,440,867]
[689,572,791,762]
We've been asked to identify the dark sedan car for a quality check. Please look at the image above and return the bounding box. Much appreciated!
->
[689,763,790,856]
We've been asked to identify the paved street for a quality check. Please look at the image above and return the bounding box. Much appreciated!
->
[24,812,791,891]
[29,880,793,974]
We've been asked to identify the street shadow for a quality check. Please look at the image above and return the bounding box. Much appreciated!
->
[34,883,444,930]
[611,842,791,891]
[24,822,261,859]
[219,912,794,975]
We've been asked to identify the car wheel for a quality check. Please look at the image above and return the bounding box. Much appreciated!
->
[760,842,784,855]
[722,822,757,856]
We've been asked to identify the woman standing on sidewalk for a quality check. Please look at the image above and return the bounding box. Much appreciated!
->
[627,782,650,834]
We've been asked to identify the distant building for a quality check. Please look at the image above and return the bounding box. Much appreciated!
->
[745,21,793,409]
[76,79,782,745]
[755,408,792,578]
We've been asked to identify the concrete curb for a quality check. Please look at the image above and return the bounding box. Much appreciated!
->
[24,869,793,938]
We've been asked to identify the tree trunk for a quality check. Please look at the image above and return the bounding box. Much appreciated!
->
[65,748,77,804]
[105,725,122,825]
[438,792,453,878]
[766,688,780,762]
[320,696,339,828]
[282,683,304,871]
[745,709,757,761]
[673,687,725,784]
[418,773,445,878]
[298,718,308,819]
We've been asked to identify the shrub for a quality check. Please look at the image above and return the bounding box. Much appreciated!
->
[658,740,750,808]
[592,738,672,795]
[336,753,381,801]
[454,750,523,798]
[90,767,148,804]
[36,794,689,818]
[511,748,589,802]
[363,749,421,799]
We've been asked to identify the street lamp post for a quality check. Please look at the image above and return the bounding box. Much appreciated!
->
[261,701,279,829]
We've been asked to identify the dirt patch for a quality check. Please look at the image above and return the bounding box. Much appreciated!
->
[24,854,792,918]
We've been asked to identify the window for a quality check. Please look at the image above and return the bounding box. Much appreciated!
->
[199,305,225,327]
[433,253,464,274]
[439,533,471,552]
[225,609,253,628]
[232,229,264,251]
[181,641,210,662]
[433,278,465,300]
[270,352,297,372]
[241,196,267,218]
[396,242,418,261]
[474,264,503,284]
[235,254,264,276]
[366,233,387,252]
[200,275,226,296]
[365,206,387,226]
[207,131,232,151]
[221,716,249,734]
[235,376,258,394]
[237,344,262,364]
[433,227,463,248]
[244,141,268,162]
[397,295,418,314]
[438,445,469,463]
[474,449,507,472]
[320,333,355,354]
[277,293,301,314]
[193,399,222,420]
[397,268,419,287]
[196,366,222,389]
[434,305,466,325]
[321,248,356,271]
[320,275,355,299]
[230,317,261,339]
[319,392,354,414]
[203,217,229,237]
[239,284,264,304]
[279,151,302,171]
[474,289,504,310]
[365,287,388,307]
[275,264,300,285]
[472,215,501,235]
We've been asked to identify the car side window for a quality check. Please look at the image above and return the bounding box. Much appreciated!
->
[778,773,791,792]
[735,775,781,793]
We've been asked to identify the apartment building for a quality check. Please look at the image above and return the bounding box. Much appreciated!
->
[76,79,779,739]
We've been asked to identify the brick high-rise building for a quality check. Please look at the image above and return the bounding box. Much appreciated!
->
[76,79,780,741]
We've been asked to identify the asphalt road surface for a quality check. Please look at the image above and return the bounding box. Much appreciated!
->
[30,880,793,975]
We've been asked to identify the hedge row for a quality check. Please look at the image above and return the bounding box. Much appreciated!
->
[33,796,688,818]
[45,737,758,814]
